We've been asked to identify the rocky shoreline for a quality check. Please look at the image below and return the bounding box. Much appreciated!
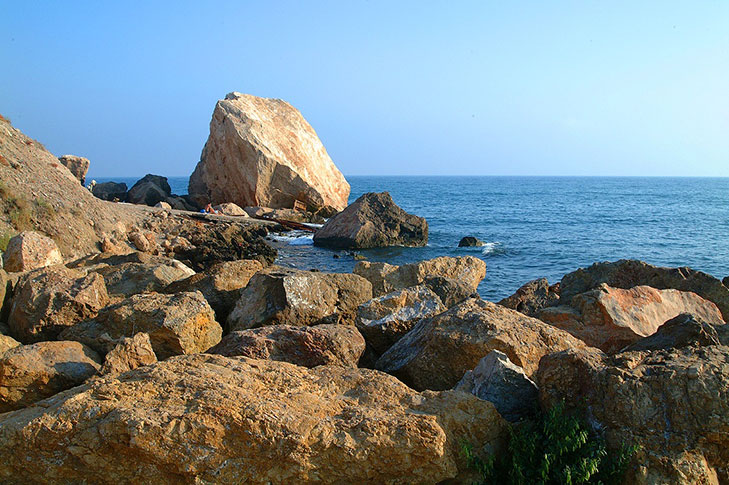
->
[1,101,728,484]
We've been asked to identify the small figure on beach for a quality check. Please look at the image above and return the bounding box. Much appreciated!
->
[203,203,220,215]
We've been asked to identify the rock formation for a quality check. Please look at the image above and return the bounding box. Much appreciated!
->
[126,174,171,206]
[100,333,157,375]
[2,231,63,272]
[458,236,485,247]
[91,181,128,201]
[498,277,560,317]
[188,92,349,215]
[57,155,89,185]
[313,192,428,249]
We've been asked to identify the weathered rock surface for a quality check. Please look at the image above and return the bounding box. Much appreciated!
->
[537,345,729,484]
[91,181,128,201]
[0,341,101,412]
[126,174,171,206]
[163,259,263,324]
[537,284,724,353]
[458,236,485,247]
[227,266,372,331]
[499,278,560,317]
[624,313,726,352]
[356,285,446,357]
[189,92,350,215]
[0,268,11,322]
[355,256,486,297]
[560,259,729,321]
[0,354,506,484]
[209,324,365,368]
[57,155,89,185]
[8,266,109,343]
[154,201,172,210]
[245,206,326,224]
[423,276,476,308]
[100,333,157,375]
[90,255,195,297]
[165,195,197,211]
[2,231,63,273]
[213,202,248,216]
[456,350,538,422]
[314,192,428,249]
[60,291,221,359]
[376,298,584,391]
[0,334,20,355]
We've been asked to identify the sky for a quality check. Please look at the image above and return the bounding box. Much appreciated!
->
[1,1,728,177]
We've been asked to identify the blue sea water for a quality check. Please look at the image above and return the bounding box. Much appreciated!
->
[93,175,729,301]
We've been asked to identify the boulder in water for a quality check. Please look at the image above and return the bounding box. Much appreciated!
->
[458,236,485,247]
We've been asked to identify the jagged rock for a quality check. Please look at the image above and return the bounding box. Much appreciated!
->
[314,192,428,249]
[8,266,109,343]
[723,276,729,288]
[0,341,101,412]
[189,92,350,215]
[537,345,729,484]
[100,333,157,375]
[91,181,128,201]
[376,298,584,391]
[499,278,560,317]
[165,196,196,211]
[560,259,729,321]
[154,201,172,210]
[90,254,195,298]
[2,231,63,273]
[227,266,372,331]
[0,334,20,355]
[213,202,248,216]
[458,236,485,247]
[456,350,538,422]
[354,256,486,297]
[208,324,365,368]
[356,285,446,357]
[59,291,221,359]
[163,259,263,324]
[128,231,154,253]
[623,313,725,352]
[0,354,506,483]
[57,155,89,185]
[423,276,476,308]
[127,174,171,206]
[537,284,724,353]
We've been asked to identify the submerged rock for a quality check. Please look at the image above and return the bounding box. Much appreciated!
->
[313,192,428,249]
[458,236,485,247]
[57,155,89,185]
[2,231,63,273]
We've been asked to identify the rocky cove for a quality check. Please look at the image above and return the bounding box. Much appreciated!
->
[0,95,728,485]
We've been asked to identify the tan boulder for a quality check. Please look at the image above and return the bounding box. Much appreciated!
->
[188,92,349,215]
[154,201,172,210]
[2,231,63,273]
[8,266,109,343]
[376,298,584,391]
[355,255,486,297]
[227,266,372,331]
[0,354,506,483]
[0,340,101,412]
[208,324,365,368]
[213,202,248,216]
[313,192,428,249]
[57,155,89,185]
[100,333,157,375]
[128,231,155,253]
[0,334,20,355]
[498,277,560,317]
[537,284,724,353]
[59,291,221,359]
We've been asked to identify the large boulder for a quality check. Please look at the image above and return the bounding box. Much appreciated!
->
[498,278,560,317]
[0,334,20,355]
[623,313,726,352]
[100,333,157,375]
[227,266,372,331]
[163,259,263,324]
[89,255,195,298]
[188,92,350,215]
[0,354,506,484]
[8,266,109,343]
[313,192,428,249]
[537,345,729,484]
[59,291,221,359]
[376,298,584,391]
[126,174,171,206]
[356,285,446,357]
[208,324,365,368]
[560,259,729,321]
[2,231,63,273]
[537,284,724,353]
[354,256,486,297]
[91,181,128,201]
[57,155,89,185]
[213,202,249,216]
[0,341,101,412]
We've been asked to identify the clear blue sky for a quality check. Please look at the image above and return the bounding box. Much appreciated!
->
[1,1,727,177]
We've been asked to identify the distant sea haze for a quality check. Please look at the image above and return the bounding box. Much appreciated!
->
[93,175,729,301]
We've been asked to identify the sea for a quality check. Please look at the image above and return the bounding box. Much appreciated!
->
[91,175,729,302]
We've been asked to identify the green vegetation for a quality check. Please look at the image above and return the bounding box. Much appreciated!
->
[462,402,638,485]
[0,230,14,252]
[34,197,57,220]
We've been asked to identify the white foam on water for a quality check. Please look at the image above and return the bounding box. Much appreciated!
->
[270,232,314,246]
[482,242,499,255]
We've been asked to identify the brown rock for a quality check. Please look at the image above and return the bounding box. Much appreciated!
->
[537,284,724,353]
[91,256,195,298]
[128,231,154,253]
[0,334,20,355]
[0,354,506,483]
[163,259,262,324]
[375,298,584,391]
[213,202,249,216]
[498,278,560,317]
[0,341,101,412]
[2,231,63,273]
[355,256,486,297]
[154,201,172,210]
[59,291,221,359]
[227,266,372,331]
[623,313,725,352]
[423,276,476,308]
[313,192,428,249]
[208,324,365,368]
[8,266,109,343]
[57,155,89,185]
[100,333,157,375]
[188,92,350,215]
